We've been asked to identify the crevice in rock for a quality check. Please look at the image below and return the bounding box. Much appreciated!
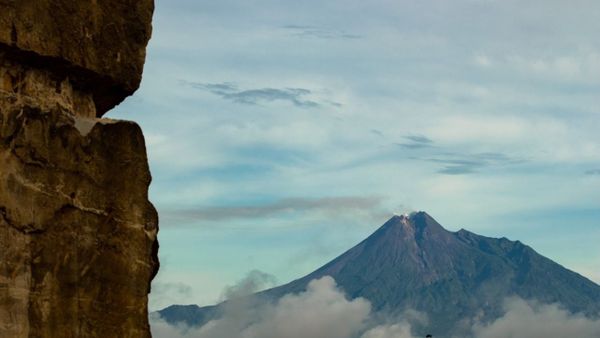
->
[10,24,17,45]
[0,206,45,235]
[0,43,129,116]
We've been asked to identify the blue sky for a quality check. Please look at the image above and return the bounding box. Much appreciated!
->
[110,0,600,310]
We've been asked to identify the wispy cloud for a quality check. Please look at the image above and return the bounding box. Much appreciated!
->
[423,152,521,175]
[585,169,600,176]
[167,196,384,222]
[182,81,321,108]
[393,133,523,175]
[153,282,193,298]
[397,135,435,149]
[220,270,277,301]
[370,129,385,138]
[283,25,362,40]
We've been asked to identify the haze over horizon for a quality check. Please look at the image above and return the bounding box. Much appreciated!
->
[109,0,600,310]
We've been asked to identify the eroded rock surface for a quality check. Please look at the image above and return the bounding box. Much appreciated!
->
[0,1,158,337]
[0,0,154,116]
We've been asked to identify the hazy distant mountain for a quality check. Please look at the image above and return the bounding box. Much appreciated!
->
[159,212,600,335]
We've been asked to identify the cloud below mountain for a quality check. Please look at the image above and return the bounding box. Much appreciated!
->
[151,276,600,338]
[473,298,600,338]
[151,276,372,338]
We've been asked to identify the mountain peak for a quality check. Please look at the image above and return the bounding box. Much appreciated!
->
[388,210,435,223]
[160,212,600,336]
[380,211,447,238]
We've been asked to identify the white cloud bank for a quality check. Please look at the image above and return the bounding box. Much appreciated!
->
[151,277,600,338]
[473,298,600,338]
[150,276,375,338]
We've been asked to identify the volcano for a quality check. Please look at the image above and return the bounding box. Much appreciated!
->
[158,212,600,335]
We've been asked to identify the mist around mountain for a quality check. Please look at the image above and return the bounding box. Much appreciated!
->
[154,212,600,337]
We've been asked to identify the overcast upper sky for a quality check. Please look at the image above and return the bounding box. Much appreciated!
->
[110,0,600,310]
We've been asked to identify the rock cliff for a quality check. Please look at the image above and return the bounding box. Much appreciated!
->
[0,1,158,337]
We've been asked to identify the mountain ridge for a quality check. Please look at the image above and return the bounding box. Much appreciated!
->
[158,212,600,335]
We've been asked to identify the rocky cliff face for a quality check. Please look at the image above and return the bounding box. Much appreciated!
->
[0,1,158,337]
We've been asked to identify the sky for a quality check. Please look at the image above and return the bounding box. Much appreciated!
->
[109,0,600,311]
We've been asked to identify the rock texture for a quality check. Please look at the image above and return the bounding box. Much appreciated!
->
[0,1,158,337]
[0,0,154,116]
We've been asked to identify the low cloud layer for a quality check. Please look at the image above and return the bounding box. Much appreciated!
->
[151,277,373,338]
[474,298,600,338]
[152,277,600,338]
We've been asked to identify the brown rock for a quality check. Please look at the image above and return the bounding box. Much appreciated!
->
[0,1,158,337]
[0,0,155,116]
